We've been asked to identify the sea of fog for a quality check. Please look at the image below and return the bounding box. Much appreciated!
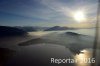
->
[28,28,95,37]
[1,28,99,66]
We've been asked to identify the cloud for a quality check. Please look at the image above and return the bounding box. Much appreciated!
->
[0,0,98,26]
[41,0,98,22]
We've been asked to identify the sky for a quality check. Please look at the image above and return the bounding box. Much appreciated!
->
[0,0,99,27]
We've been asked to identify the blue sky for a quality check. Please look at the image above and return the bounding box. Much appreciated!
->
[0,0,98,27]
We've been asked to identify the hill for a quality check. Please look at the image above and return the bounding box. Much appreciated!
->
[0,26,27,37]
[45,26,74,31]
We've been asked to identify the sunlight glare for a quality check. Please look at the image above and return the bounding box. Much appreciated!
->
[73,11,86,22]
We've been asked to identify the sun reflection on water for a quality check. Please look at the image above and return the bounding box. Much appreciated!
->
[74,49,92,66]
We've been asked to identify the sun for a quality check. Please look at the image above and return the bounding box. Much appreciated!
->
[73,11,86,22]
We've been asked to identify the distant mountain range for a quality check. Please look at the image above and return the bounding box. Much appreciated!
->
[15,26,37,32]
[0,26,27,37]
[15,26,50,31]
[45,26,75,31]
[15,26,94,31]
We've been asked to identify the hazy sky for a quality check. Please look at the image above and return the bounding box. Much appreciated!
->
[0,0,98,27]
